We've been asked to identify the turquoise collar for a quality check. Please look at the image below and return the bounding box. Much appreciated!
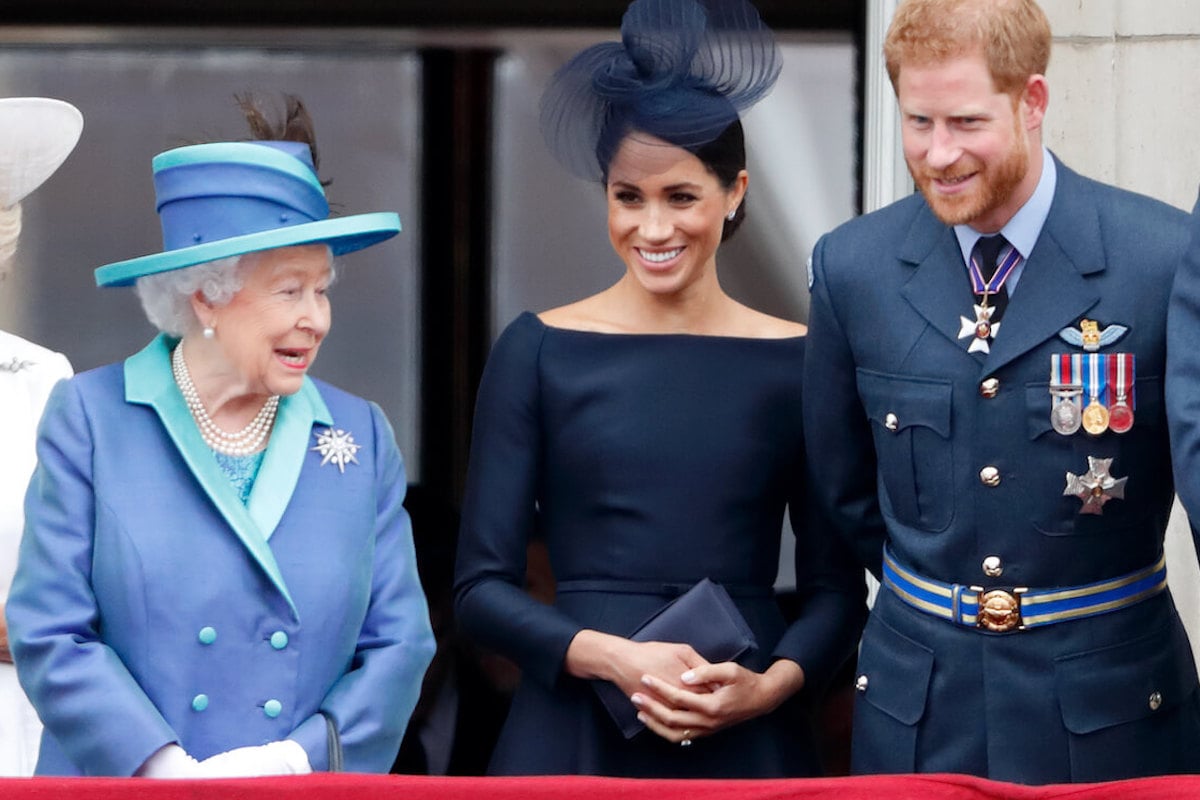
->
[124,334,334,616]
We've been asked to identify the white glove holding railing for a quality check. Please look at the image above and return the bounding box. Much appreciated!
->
[198,740,312,776]
[136,740,311,778]
[135,744,202,778]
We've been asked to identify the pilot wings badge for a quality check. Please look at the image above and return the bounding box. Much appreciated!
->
[1058,319,1128,352]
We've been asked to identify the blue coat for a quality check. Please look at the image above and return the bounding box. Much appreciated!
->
[804,157,1200,783]
[6,335,435,776]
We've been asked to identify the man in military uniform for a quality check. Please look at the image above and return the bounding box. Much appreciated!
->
[804,0,1200,783]
[1168,201,1200,657]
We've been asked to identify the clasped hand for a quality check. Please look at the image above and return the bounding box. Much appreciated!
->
[631,654,805,746]
[565,630,804,746]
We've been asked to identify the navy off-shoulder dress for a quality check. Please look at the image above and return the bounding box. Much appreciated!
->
[453,312,865,777]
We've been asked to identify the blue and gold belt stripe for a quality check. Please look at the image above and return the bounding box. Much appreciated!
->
[882,547,1167,631]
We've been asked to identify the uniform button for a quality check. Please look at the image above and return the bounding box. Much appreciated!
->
[855,675,869,693]
[982,556,1003,578]
[1150,691,1163,711]
[264,699,282,718]
[198,626,217,645]
[979,466,1001,487]
[884,413,899,432]
[192,694,209,712]
[270,631,289,650]
[980,378,1000,398]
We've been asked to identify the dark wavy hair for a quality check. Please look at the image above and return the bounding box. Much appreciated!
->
[692,119,747,242]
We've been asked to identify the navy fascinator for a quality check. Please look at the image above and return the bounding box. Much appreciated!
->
[540,0,781,182]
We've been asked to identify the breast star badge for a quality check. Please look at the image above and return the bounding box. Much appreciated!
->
[1064,456,1127,515]
[958,304,1000,354]
[311,428,361,473]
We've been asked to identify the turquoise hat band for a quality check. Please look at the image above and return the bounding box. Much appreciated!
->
[152,142,325,195]
[95,211,401,287]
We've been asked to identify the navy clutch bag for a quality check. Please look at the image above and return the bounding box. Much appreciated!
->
[592,578,759,739]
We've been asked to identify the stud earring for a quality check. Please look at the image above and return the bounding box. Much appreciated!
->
[203,326,215,340]
[726,209,737,221]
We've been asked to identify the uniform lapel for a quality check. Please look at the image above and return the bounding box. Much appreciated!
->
[898,163,1104,375]
[983,164,1103,374]
[898,205,981,354]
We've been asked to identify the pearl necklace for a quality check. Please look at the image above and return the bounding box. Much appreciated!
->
[171,344,280,456]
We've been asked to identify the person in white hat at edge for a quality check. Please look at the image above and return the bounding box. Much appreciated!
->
[0,96,79,777]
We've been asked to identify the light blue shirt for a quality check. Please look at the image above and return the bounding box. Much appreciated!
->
[954,146,1057,296]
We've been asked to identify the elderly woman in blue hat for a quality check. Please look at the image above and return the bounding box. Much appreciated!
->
[6,97,434,777]
[454,0,865,779]
[0,97,80,777]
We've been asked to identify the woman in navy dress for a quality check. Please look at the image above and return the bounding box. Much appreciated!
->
[454,0,865,778]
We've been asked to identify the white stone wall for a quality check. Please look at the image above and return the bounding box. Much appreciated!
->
[1040,0,1200,656]
[1041,0,1200,211]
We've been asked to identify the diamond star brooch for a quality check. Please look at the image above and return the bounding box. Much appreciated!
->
[311,428,361,473]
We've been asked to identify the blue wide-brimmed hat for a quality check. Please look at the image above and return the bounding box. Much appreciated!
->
[94,139,400,287]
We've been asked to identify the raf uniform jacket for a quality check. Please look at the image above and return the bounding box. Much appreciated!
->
[6,335,435,776]
[804,155,1200,784]
[1167,196,1200,556]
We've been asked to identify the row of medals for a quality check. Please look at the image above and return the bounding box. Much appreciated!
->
[1049,353,1134,436]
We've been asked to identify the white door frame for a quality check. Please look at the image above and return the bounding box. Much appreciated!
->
[863,0,910,213]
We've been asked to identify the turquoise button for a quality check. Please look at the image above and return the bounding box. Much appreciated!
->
[264,699,282,718]
[270,631,289,650]
[198,627,217,645]
[192,694,209,712]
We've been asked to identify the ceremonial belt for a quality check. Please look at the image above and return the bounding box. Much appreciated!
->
[555,578,773,599]
[882,547,1167,633]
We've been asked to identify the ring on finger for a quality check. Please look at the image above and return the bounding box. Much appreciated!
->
[680,729,693,748]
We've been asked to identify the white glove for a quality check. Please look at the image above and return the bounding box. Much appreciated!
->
[136,744,203,778]
[196,739,312,777]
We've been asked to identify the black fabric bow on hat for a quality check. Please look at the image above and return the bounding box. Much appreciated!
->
[539,0,781,182]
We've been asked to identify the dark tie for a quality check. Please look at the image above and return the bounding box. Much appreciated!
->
[972,234,1010,324]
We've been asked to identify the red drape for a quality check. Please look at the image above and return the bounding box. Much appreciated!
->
[0,773,1196,799]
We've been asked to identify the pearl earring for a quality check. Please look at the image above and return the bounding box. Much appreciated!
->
[727,209,737,221]
[203,326,215,340]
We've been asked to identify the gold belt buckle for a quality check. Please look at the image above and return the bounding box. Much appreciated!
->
[972,586,1027,632]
